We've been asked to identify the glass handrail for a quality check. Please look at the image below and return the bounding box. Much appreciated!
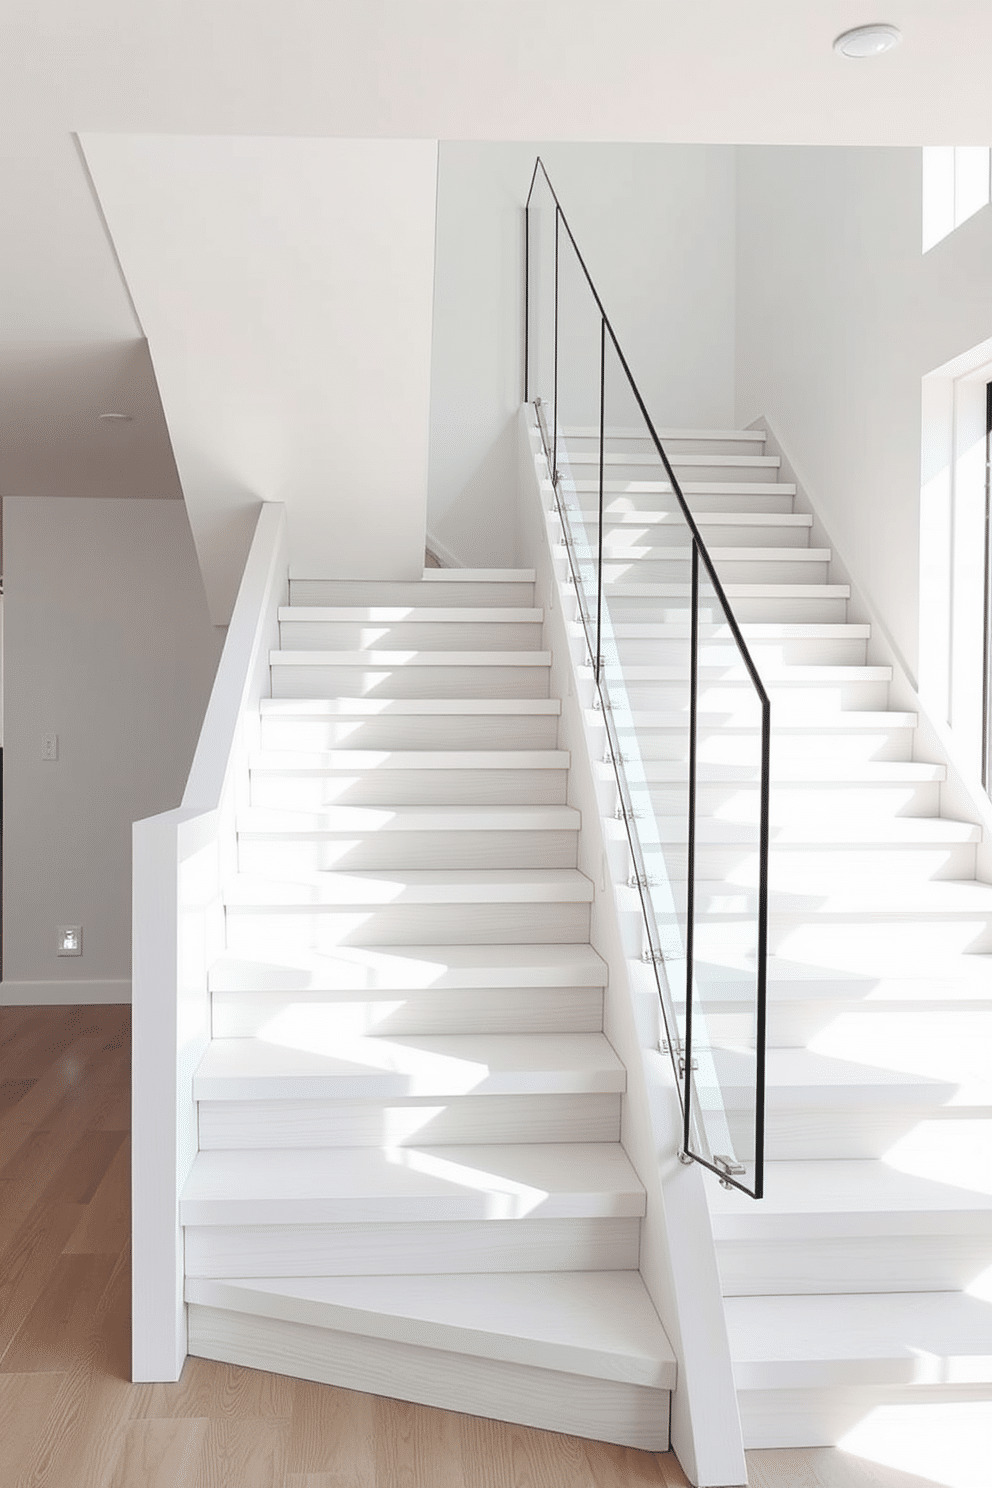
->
[526,157,769,1199]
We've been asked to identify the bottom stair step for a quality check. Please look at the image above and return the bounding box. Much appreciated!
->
[186,1271,675,1449]
[728,1290,992,1449]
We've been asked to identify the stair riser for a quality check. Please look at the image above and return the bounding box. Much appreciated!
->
[197,1092,620,1146]
[716,1235,992,1296]
[608,596,850,625]
[736,1386,978,1451]
[695,917,992,966]
[567,459,779,485]
[210,987,604,1038]
[594,520,809,550]
[187,1306,672,1451]
[270,665,551,700]
[279,622,547,651]
[186,1217,640,1278]
[758,1112,984,1161]
[613,639,869,668]
[259,717,561,751]
[659,843,978,884]
[647,782,941,820]
[602,559,829,586]
[622,683,890,714]
[225,903,591,950]
[237,832,579,875]
[290,581,536,606]
[250,769,568,809]
[566,434,766,457]
[634,730,911,763]
[576,497,801,523]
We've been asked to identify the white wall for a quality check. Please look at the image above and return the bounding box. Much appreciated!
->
[1,497,223,1000]
[428,143,737,567]
[81,137,439,622]
[736,146,992,685]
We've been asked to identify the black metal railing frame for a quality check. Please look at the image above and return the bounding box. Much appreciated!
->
[525,157,771,1199]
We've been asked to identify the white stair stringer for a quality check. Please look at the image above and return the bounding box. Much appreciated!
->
[566,428,992,1448]
[182,568,677,1450]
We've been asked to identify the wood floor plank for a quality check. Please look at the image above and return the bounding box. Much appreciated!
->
[1,1252,118,1373]
[191,1416,290,1488]
[0,1078,39,1114]
[109,1416,210,1488]
[0,1200,88,1359]
[0,1373,65,1484]
[374,1394,463,1488]
[132,1355,297,1421]
[64,1137,130,1255]
[14,1245,135,1488]
[460,1412,590,1488]
[745,1447,950,1488]
[284,1379,375,1477]
[580,1439,688,1487]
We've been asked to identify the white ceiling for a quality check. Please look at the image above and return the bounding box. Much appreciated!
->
[2,0,990,509]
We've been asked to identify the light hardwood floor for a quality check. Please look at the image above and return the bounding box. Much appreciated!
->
[0,1005,959,1488]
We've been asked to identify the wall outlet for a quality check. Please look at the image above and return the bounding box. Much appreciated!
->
[41,732,58,761]
[57,925,82,956]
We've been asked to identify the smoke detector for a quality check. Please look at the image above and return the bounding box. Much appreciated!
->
[833,23,902,58]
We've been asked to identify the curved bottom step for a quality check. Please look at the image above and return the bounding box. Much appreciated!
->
[186,1272,675,1450]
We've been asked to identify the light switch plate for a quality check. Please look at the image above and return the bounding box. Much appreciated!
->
[41,732,58,761]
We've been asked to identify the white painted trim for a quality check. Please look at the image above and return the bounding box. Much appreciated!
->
[131,501,289,1384]
[516,408,747,1488]
[0,978,131,1005]
[424,529,465,570]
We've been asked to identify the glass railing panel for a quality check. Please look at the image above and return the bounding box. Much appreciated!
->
[596,338,692,1077]
[684,559,767,1196]
[525,157,768,1198]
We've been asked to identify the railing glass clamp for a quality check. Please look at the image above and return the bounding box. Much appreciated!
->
[714,1153,747,1190]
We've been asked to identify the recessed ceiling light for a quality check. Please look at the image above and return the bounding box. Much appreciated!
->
[833,23,902,58]
[98,412,133,422]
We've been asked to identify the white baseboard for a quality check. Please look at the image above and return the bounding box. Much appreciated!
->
[0,978,131,1005]
[424,530,465,570]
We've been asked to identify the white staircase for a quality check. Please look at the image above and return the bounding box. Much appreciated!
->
[569,428,992,1448]
[181,568,677,1449]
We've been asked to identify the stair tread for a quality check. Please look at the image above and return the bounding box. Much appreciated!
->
[655,877,992,915]
[182,1142,645,1219]
[572,481,798,498]
[726,1291,992,1377]
[563,426,767,442]
[605,584,850,599]
[707,1159,992,1233]
[647,817,977,844]
[237,805,582,836]
[186,1271,677,1388]
[225,868,595,908]
[564,452,780,469]
[606,666,891,684]
[193,1032,626,1097]
[588,508,809,524]
[260,698,562,716]
[280,608,544,622]
[610,624,872,640]
[270,650,552,666]
[250,749,569,771]
[419,569,536,581]
[208,943,608,992]
[599,547,830,563]
[624,759,941,782]
[610,711,917,731]
[762,1048,966,1103]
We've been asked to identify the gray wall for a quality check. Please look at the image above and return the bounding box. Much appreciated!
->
[427,142,737,567]
[2,497,223,999]
[735,145,992,684]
